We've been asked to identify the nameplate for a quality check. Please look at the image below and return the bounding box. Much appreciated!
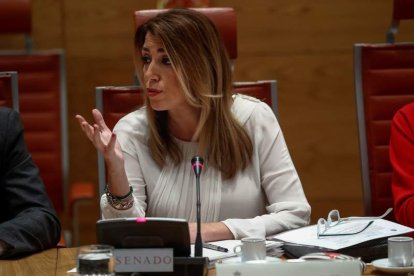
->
[216,260,361,276]
[114,248,174,272]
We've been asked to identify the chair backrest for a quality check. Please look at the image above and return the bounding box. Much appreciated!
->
[234,80,278,117]
[0,71,19,110]
[96,86,145,130]
[354,1,414,218]
[96,81,278,196]
[134,7,237,60]
[386,0,414,43]
[95,86,144,196]
[0,0,32,52]
[0,50,68,215]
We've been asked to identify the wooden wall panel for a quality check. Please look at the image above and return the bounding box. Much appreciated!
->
[224,0,414,222]
[0,0,63,49]
[235,52,363,221]
[63,0,157,191]
[1,0,414,243]
[229,0,392,53]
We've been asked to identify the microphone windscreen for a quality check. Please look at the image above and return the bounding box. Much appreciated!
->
[191,156,204,166]
[191,156,204,176]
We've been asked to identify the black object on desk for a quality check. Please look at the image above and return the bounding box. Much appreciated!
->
[282,237,388,263]
[203,243,229,253]
[96,217,191,256]
[96,217,208,275]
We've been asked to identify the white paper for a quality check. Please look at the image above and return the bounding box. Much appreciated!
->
[270,219,414,250]
[67,267,76,273]
[216,260,361,276]
[191,240,283,268]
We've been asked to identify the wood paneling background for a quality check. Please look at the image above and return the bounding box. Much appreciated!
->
[1,0,414,244]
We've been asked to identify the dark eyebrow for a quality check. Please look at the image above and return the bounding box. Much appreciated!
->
[142,46,166,53]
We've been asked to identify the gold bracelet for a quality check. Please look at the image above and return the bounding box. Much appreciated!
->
[105,186,134,210]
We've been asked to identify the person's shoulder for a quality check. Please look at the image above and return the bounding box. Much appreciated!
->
[0,107,19,130]
[0,107,16,118]
[232,94,275,125]
[398,102,414,117]
[393,102,414,125]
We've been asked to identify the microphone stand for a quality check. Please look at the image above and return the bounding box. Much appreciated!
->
[183,156,207,276]
[194,172,203,257]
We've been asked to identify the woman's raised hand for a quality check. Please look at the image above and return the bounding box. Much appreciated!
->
[75,109,123,163]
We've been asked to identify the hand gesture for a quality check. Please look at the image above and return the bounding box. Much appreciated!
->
[75,109,123,164]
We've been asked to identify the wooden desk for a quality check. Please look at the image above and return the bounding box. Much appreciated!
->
[0,248,57,276]
[52,248,397,276]
[0,247,392,275]
[56,247,77,275]
[54,247,217,276]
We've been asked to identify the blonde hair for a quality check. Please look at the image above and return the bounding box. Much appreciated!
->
[134,8,252,179]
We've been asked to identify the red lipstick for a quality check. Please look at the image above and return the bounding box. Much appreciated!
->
[146,88,161,97]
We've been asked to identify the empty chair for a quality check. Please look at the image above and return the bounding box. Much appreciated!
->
[354,0,414,219]
[0,0,32,51]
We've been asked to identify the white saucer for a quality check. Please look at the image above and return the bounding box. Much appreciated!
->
[372,258,414,273]
[221,256,281,264]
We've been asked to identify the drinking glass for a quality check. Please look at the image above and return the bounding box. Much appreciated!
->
[77,244,115,275]
[388,237,413,267]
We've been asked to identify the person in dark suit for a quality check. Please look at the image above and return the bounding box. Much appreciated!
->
[0,107,61,258]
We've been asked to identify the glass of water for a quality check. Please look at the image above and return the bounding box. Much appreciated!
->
[77,244,115,276]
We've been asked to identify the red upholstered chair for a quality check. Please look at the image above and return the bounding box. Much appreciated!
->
[96,82,277,133]
[233,81,278,117]
[0,0,32,52]
[354,0,414,219]
[386,0,414,43]
[0,0,94,246]
[95,86,144,196]
[95,81,277,196]
[0,71,19,110]
[134,7,237,61]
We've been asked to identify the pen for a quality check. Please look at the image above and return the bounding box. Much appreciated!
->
[203,243,229,252]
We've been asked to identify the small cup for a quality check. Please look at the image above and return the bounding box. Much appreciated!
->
[233,237,266,262]
[388,236,414,267]
[77,244,115,276]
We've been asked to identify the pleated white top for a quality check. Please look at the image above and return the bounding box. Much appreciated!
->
[101,94,311,239]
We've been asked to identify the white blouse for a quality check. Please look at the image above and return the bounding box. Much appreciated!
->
[101,94,311,239]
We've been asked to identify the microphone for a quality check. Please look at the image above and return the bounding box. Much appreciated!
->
[191,156,204,177]
[191,156,204,257]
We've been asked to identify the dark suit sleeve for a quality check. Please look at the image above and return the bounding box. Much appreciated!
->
[0,108,61,258]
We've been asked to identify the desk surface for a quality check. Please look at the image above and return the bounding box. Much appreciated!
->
[0,248,58,276]
[0,247,389,275]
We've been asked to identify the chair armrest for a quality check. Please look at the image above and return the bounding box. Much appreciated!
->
[68,181,96,216]
[57,233,66,248]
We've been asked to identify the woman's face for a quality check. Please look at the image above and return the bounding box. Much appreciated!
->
[141,33,188,112]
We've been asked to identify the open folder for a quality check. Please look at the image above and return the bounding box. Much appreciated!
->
[191,240,283,268]
[268,219,414,262]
